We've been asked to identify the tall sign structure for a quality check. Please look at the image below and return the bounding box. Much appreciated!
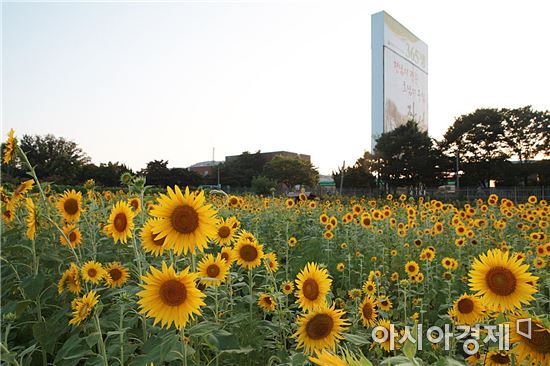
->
[371,11,428,150]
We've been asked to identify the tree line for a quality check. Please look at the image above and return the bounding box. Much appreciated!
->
[334,106,549,189]
[1,136,319,192]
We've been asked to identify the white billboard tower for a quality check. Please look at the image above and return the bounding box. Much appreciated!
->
[371,11,428,150]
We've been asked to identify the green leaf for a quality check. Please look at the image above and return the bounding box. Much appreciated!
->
[15,299,33,318]
[22,276,45,299]
[32,321,58,355]
[402,324,418,360]
[86,332,101,348]
[343,333,369,346]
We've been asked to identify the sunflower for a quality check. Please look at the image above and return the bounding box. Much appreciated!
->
[295,262,332,311]
[234,231,264,269]
[405,261,420,276]
[362,280,376,295]
[281,281,294,295]
[58,263,81,294]
[485,351,511,365]
[448,293,485,325]
[104,262,130,288]
[59,224,82,248]
[264,252,279,273]
[81,261,106,284]
[137,262,206,329]
[56,189,82,222]
[358,296,378,327]
[509,312,550,365]
[323,231,334,240]
[212,217,236,246]
[128,197,141,213]
[12,179,34,202]
[372,319,399,352]
[285,198,295,208]
[228,195,240,208]
[336,263,345,272]
[141,219,166,256]
[308,349,348,366]
[288,236,297,247]
[468,249,538,311]
[69,290,99,326]
[105,201,135,244]
[197,254,229,287]
[257,293,277,312]
[25,198,37,240]
[293,304,349,354]
[377,296,393,312]
[151,186,218,255]
[3,128,16,164]
[219,246,235,265]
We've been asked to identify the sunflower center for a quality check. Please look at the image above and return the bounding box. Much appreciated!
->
[264,297,272,305]
[88,268,97,278]
[64,198,79,215]
[109,268,122,281]
[457,298,474,314]
[306,313,334,340]
[302,279,320,300]
[218,226,230,238]
[130,200,139,210]
[485,266,516,296]
[78,303,90,318]
[159,279,187,306]
[489,353,510,364]
[239,244,258,262]
[221,252,229,261]
[171,206,199,234]
[362,302,373,319]
[114,213,127,232]
[152,234,165,247]
[69,231,77,242]
[519,322,550,354]
[206,264,220,278]
[408,265,416,272]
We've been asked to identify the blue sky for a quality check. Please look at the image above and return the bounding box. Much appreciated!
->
[3,1,550,174]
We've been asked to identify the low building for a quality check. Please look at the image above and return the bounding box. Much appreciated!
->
[188,161,223,177]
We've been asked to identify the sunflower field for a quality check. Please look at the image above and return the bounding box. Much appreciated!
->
[1,129,549,366]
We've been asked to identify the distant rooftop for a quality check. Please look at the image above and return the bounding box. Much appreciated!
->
[188,161,223,168]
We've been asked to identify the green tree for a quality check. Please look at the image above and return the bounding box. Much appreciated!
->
[219,151,267,187]
[139,160,202,187]
[263,156,319,188]
[2,134,90,185]
[81,162,133,187]
[332,153,377,189]
[251,175,277,195]
[374,120,444,188]
[501,106,550,162]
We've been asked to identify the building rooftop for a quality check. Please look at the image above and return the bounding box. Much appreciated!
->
[188,161,223,168]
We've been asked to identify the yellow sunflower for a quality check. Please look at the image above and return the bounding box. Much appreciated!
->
[336,263,345,272]
[140,219,166,256]
[377,296,393,312]
[58,263,81,294]
[3,128,16,164]
[372,319,399,352]
[212,217,237,246]
[258,293,277,312]
[264,252,279,273]
[295,262,332,311]
[197,254,229,287]
[405,261,420,276]
[81,261,106,284]
[105,201,135,244]
[448,293,485,325]
[234,231,264,269]
[137,262,206,329]
[288,236,298,247]
[12,179,34,202]
[25,198,37,240]
[128,197,141,213]
[104,262,129,288]
[323,231,334,240]
[69,290,99,326]
[468,249,538,311]
[308,349,348,366]
[293,304,349,354]
[60,224,82,248]
[359,296,378,327]
[56,189,82,222]
[281,281,294,295]
[485,351,511,365]
[362,280,376,295]
[509,312,550,365]
[219,246,235,265]
[151,186,218,255]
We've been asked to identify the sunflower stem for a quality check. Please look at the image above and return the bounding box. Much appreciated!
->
[119,303,125,366]
[181,327,187,366]
[94,312,108,366]
[248,269,254,322]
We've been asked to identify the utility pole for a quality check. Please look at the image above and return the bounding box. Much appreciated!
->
[339,161,345,195]
[455,150,460,189]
